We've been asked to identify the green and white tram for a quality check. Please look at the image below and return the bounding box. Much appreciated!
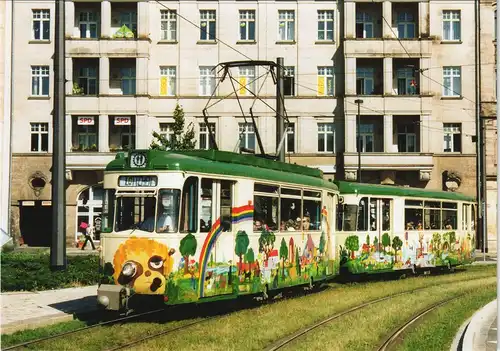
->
[334,181,476,274]
[97,149,339,310]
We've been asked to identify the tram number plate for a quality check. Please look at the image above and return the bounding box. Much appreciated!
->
[118,176,158,187]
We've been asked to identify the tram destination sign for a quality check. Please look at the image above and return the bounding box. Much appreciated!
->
[118,175,158,187]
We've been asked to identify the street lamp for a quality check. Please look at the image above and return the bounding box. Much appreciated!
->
[354,99,363,183]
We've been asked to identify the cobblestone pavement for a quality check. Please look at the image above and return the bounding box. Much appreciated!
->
[1,285,98,334]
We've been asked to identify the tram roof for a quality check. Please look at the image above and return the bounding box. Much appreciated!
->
[106,149,339,191]
[334,181,476,202]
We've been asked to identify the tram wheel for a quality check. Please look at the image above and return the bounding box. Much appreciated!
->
[411,264,417,275]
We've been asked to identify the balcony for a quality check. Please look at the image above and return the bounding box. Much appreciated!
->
[67,38,150,58]
[72,58,99,96]
[344,95,433,115]
[344,39,432,58]
[66,153,116,170]
[343,153,434,170]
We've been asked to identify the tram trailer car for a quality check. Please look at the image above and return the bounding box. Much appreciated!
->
[97,149,339,311]
[333,181,476,275]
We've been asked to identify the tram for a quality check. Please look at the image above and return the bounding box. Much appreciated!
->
[97,149,339,311]
[334,181,476,274]
[96,149,477,311]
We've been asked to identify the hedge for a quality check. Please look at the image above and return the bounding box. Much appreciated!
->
[1,252,100,292]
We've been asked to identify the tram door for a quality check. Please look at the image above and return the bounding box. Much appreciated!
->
[369,198,392,258]
[200,178,234,297]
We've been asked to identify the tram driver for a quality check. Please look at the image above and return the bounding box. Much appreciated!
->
[156,192,175,233]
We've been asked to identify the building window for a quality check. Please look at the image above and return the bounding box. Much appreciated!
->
[239,123,255,150]
[239,10,256,41]
[30,123,49,152]
[443,123,462,152]
[160,10,177,41]
[284,66,295,96]
[76,185,104,241]
[119,11,137,37]
[33,9,50,40]
[443,66,461,97]
[31,66,50,96]
[285,123,295,153]
[397,124,417,152]
[238,66,256,95]
[356,67,374,95]
[443,10,461,41]
[317,67,334,96]
[317,10,334,41]
[72,116,98,152]
[78,11,98,39]
[397,68,417,95]
[278,10,295,41]
[318,123,335,152]
[109,116,135,151]
[357,124,374,152]
[77,67,98,95]
[200,10,216,41]
[199,123,216,150]
[159,123,175,147]
[397,11,415,39]
[199,66,215,96]
[356,12,373,38]
[121,67,136,95]
[160,66,176,96]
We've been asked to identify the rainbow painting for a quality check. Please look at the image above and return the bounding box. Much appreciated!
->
[197,204,254,298]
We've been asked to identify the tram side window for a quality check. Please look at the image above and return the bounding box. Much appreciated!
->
[382,199,391,231]
[357,197,368,231]
[343,204,358,231]
[102,189,115,233]
[180,177,198,233]
[442,202,458,230]
[405,200,423,230]
[424,201,441,230]
[280,187,301,231]
[303,190,322,231]
[471,204,476,230]
[220,180,233,232]
[200,179,213,232]
[336,204,343,231]
[369,199,377,231]
[115,196,156,233]
[254,183,279,232]
[157,189,180,233]
[462,204,470,231]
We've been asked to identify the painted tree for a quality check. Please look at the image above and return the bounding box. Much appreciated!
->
[295,247,301,275]
[245,248,255,265]
[381,233,391,255]
[150,103,196,150]
[319,231,326,257]
[345,235,359,259]
[373,237,379,253]
[179,233,197,274]
[431,233,442,255]
[258,228,276,263]
[366,234,370,246]
[392,236,403,263]
[279,238,289,278]
[235,230,250,274]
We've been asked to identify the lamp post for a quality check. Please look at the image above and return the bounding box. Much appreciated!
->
[354,99,363,183]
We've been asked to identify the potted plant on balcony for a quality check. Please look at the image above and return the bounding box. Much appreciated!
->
[71,145,83,152]
[73,82,84,95]
[88,144,98,152]
[109,144,121,152]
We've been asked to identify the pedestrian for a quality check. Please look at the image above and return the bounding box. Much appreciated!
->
[80,221,96,250]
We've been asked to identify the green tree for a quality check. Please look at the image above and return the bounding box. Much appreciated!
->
[179,233,197,274]
[392,236,403,263]
[279,238,289,278]
[382,233,391,255]
[258,229,276,262]
[235,230,249,274]
[150,103,196,150]
[319,231,326,256]
[366,234,370,246]
[431,233,442,254]
[295,248,301,276]
[373,237,379,252]
[345,235,359,259]
[245,248,255,265]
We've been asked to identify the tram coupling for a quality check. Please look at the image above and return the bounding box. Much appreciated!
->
[97,284,131,311]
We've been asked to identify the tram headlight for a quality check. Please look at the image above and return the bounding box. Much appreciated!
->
[122,261,137,277]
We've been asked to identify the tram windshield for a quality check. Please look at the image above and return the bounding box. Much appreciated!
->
[114,189,180,233]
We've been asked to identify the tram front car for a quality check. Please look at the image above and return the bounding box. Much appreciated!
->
[97,150,185,311]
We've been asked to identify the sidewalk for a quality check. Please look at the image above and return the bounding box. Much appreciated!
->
[0,285,99,334]
[455,299,497,351]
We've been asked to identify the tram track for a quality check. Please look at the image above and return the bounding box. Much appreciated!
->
[375,294,465,351]
[263,276,489,351]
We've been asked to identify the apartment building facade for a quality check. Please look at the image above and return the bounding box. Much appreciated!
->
[7,0,497,249]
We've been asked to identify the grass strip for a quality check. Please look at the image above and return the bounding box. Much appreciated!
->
[396,286,497,351]
[283,277,496,351]
[1,265,495,350]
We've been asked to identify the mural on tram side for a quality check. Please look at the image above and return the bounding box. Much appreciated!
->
[340,231,476,274]
[164,205,338,304]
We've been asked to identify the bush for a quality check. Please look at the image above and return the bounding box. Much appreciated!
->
[0,252,99,292]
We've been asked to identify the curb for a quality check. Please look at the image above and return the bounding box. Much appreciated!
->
[2,313,76,335]
[462,299,497,351]
[450,316,472,351]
